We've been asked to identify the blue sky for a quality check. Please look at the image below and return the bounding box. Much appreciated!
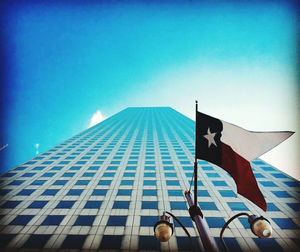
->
[1,1,299,179]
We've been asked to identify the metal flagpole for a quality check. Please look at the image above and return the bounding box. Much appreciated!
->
[195,100,198,206]
[184,100,217,252]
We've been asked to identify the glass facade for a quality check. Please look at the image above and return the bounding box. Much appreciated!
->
[0,107,299,251]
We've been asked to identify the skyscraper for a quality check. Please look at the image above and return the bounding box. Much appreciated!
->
[0,107,299,251]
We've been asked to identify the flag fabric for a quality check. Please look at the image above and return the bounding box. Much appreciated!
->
[196,111,294,211]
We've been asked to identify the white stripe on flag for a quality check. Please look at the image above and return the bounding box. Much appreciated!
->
[221,120,294,162]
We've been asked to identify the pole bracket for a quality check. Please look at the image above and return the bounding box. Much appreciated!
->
[188,205,203,220]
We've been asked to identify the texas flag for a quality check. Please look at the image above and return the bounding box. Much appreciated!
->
[196,111,294,211]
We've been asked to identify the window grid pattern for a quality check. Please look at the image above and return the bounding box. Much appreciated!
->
[0,107,299,251]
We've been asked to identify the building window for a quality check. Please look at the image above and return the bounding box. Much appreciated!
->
[76,161,87,165]
[254,173,265,178]
[271,173,288,178]
[128,161,138,164]
[166,180,180,186]
[219,190,235,197]
[15,166,26,170]
[227,202,249,211]
[199,202,218,210]
[74,216,96,226]
[252,160,265,165]
[174,217,193,227]
[56,201,75,209]
[120,180,134,186]
[42,161,53,165]
[88,166,99,170]
[267,203,280,211]
[271,191,291,198]
[33,166,45,171]
[111,161,121,164]
[60,235,87,249]
[202,166,214,171]
[140,216,158,226]
[238,218,249,229]
[142,201,158,209]
[180,161,190,165]
[84,201,102,209]
[59,161,70,164]
[272,218,299,229]
[53,180,68,186]
[62,172,75,177]
[117,189,132,196]
[145,161,155,164]
[284,181,300,187]
[261,166,276,171]
[214,237,242,252]
[170,202,187,210]
[177,237,201,251]
[75,180,90,185]
[143,189,157,196]
[107,166,118,170]
[123,172,135,177]
[185,173,193,178]
[207,173,220,178]
[21,173,36,177]
[28,201,48,209]
[205,217,226,228]
[164,166,175,171]
[253,238,283,251]
[189,180,204,186]
[67,189,83,196]
[168,190,183,196]
[144,172,156,177]
[198,190,210,197]
[126,166,137,170]
[259,181,278,187]
[138,236,160,250]
[98,180,112,185]
[18,189,35,196]
[113,201,130,209]
[9,215,34,225]
[51,166,63,170]
[82,172,95,177]
[143,180,156,186]
[22,234,51,249]
[42,189,59,196]
[31,180,46,186]
[41,215,65,225]
[183,166,193,170]
[92,189,107,196]
[165,173,177,178]
[69,166,81,170]
[103,172,115,177]
[144,166,155,170]
[107,216,127,226]
[287,203,300,211]
[99,235,123,250]
[212,181,227,186]
[0,201,21,209]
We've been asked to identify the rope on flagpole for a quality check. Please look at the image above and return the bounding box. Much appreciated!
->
[189,170,195,193]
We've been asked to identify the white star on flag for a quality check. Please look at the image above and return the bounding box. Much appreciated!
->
[203,127,217,148]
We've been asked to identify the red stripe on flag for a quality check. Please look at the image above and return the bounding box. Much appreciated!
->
[221,142,267,211]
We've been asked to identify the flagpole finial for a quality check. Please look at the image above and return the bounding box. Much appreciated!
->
[195,100,198,104]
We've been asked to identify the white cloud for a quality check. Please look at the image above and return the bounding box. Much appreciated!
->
[89,110,106,128]
[35,143,39,155]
